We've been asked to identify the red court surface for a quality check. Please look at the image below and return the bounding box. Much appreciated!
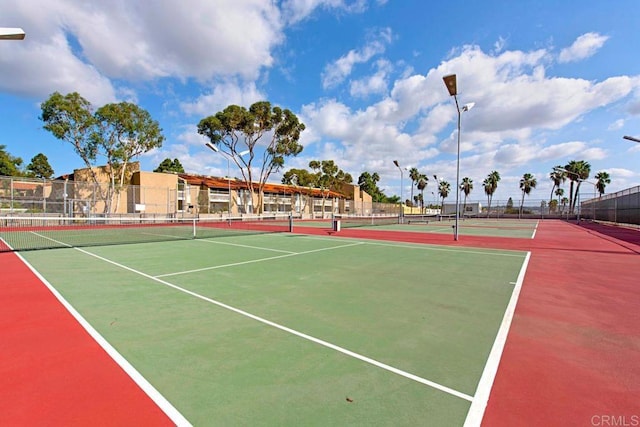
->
[2,220,638,425]
[482,221,640,427]
[0,251,174,426]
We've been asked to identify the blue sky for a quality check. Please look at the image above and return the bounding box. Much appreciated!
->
[1,0,639,204]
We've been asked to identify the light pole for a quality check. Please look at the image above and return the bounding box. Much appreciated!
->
[205,143,249,216]
[443,74,474,240]
[393,160,404,220]
[0,28,25,40]
[623,135,640,143]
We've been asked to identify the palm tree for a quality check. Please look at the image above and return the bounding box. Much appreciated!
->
[561,196,569,214]
[595,171,611,197]
[409,167,420,209]
[460,177,473,217]
[438,180,451,212]
[483,170,501,217]
[549,166,566,213]
[416,174,428,213]
[414,194,423,211]
[519,173,537,217]
[555,187,565,208]
[565,160,591,213]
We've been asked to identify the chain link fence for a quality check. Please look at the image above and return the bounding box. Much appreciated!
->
[3,175,636,225]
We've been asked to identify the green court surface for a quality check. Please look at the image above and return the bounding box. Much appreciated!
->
[20,233,528,425]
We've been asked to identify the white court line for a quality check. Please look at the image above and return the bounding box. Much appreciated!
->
[296,234,524,257]
[155,242,365,278]
[531,220,539,239]
[16,234,192,426]
[37,237,474,403]
[194,238,296,254]
[463,251,531,427]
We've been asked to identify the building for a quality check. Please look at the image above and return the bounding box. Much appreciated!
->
[42,164,371,218]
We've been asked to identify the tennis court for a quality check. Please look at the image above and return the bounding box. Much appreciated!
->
[298,215,539,239]
[4,219,530,425]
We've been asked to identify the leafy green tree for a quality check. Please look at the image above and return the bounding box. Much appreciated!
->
[358,171,386,202]
[197,101,305,213]
[595,171,611,196]
[519,173,537,215]
[0,145,23,176]
[40,92,99,183]
[154,158,185,173]
[93,102,165,211]
[506,197,515,213]
[483,170,501,217]
[40,92,164,213]
[26,153,54,178]
[308,160,352,190]
[460,177,473,215]
[282,168,317,187]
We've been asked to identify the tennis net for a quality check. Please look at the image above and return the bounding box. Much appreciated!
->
[0,215,292,252]
[332,214,400,229]
[403,213,456,223]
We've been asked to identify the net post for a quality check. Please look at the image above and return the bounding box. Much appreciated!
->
[193,218,197,239]
[289,212,293,232]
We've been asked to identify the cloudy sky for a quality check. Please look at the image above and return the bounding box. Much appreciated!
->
[1,0,639,204]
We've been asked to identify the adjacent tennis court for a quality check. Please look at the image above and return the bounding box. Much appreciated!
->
[7,221,529,425]
[298,215,539,239]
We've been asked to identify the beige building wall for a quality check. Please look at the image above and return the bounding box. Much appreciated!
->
[130,171,179,214]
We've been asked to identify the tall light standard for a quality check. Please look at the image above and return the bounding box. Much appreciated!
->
[443,74,474,240]
[205,143,249,216]
[393,160,404,220]
[0,28,25,40]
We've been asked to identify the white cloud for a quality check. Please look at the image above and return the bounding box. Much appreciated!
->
[180,81,266,116]
[608,119,625,131]
[322,28,392,89]
[282,0,369,24]
[299,40,640,190]
[493,36,507,53]
[0,0,284,101]
[349,59,392,97]
[0,32,117,104]
[607,167,636,178]
[558,32,609,63]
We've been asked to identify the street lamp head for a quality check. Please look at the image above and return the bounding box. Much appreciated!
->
[238,149,250,157]
[623,135,640,143]
[205,142,219,153]
[0,28,25,40]
[462,102,475,112]
[443,74,458,97]
[393,160,399,168]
